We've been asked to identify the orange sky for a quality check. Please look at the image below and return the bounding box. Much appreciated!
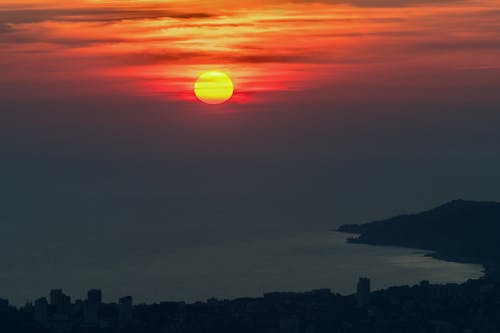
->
[1,0,500,104]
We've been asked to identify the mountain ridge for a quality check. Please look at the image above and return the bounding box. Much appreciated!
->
[338,200,500,276]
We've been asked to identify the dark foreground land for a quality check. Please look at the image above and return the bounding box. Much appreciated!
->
[2,278,500,333]
[2,199,500,333]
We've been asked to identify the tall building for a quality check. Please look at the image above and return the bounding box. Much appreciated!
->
[88,289,102,305]
[83,290,102,325]
[0,298,8,309]
[50,289,63,307]
[84,289,102,325]
[50,289,71,315]
[34,297,48,324]
[356,277,371,307]
[118,296,133,324]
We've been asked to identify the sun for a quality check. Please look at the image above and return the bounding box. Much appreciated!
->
[194,71,234,105]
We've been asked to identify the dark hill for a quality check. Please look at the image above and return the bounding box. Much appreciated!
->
[338,200,500,271]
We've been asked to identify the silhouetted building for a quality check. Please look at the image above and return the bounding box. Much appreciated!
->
[50,289,71,315]
[61,295,71,315]
[72,300,84,317]
[34,297,48,324]
[84,289,102,325]
[0,298,8,316]
[50,289,63,307]
[3,279,500,333]
[118,296,133,324]
[88,289,102,305]
[23,301,33,310]
[0,298,8,309]
[356,277,371,307]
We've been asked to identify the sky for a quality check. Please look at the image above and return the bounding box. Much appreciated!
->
[1,0,500,302]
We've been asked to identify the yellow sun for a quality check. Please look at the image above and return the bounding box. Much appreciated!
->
[194,71,234,105]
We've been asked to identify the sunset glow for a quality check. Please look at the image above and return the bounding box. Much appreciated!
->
[0,0,499,104]
[194,71,234,105]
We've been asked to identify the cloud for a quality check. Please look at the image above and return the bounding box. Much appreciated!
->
[411,39,500,52]
[0,7,215,25]
[297,0,463,6]
[0,23,15,33]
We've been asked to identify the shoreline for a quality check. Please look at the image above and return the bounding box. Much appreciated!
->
[338,230,490,279]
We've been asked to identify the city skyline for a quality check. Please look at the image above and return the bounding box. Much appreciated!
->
[2,277,500,332]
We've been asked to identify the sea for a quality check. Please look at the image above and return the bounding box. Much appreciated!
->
[1,230,483,306]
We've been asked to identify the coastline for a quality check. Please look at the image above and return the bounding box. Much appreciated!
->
[337,230,489,279]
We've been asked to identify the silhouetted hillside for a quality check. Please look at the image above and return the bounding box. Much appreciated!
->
[338,200,500,270]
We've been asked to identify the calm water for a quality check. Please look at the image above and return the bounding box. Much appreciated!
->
[0,231,483,305]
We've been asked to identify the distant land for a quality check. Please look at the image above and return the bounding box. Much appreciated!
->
[338,200,500,277]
